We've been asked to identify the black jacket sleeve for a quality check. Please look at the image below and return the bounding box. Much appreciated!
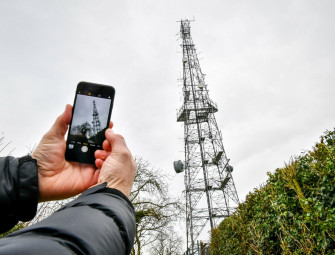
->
[0,183,136,255]
[0,156,39,233]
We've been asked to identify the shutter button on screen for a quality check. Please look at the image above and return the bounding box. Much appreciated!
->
[81,146,88,153]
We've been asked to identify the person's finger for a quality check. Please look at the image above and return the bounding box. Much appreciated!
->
[63,104,72,125]
[103,140,111,151]
[94,149,111,160]
[50,104,73,138]
[95,158,104,169]
[109,121,113,128]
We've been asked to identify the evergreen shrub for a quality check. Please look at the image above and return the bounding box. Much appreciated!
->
[210,129,335,254]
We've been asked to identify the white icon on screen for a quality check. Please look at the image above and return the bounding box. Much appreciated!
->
[81,146,88,153]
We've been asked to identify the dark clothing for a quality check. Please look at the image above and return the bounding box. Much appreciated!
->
[0,156,39,233]
[0,156,136,255]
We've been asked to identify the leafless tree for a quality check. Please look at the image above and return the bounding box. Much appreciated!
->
[150,228,183,255]
[0,133,15,156]
[130,158,183,255]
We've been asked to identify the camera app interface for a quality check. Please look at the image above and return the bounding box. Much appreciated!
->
[68,93,111,150]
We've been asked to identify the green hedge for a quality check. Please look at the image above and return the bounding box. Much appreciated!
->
[210,129,335,255]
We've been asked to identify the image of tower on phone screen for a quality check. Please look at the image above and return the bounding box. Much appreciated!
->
[69,94,111,145]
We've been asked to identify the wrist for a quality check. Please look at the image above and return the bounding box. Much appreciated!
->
[103,182,131,198]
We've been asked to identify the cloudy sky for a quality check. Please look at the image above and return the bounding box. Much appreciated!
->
[1,0,335,246]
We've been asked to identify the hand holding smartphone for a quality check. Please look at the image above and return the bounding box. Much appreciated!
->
[65,82,115,165]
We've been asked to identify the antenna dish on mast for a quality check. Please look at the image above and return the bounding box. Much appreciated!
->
[173,160,184,173]
[198,82,204,88]
[227,165,233,172]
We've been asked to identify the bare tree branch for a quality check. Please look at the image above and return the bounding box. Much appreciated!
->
[131,157,184,255]
[0,133,15,156]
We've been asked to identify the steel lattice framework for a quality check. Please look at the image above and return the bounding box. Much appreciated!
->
[177,20,239,254]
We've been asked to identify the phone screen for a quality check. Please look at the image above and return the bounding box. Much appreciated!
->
[66,82,115,165]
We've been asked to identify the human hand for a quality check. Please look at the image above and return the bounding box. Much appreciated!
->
[94,129,136,197]
[31,104,100,202]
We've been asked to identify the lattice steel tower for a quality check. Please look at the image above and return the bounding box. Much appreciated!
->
[92,100,102,135]
[176,20,239,254]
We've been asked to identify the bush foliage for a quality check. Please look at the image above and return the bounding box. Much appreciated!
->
[210,129,335,255]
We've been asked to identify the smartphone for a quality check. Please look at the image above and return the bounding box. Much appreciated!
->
[65,81,115,165]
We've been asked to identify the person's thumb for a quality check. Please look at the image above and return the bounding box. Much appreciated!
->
[49,104,72,139]
[105,129,128,153]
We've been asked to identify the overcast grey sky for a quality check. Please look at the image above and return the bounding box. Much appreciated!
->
[1,0,335,247]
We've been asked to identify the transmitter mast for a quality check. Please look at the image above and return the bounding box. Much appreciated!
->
[175,20,239,254]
